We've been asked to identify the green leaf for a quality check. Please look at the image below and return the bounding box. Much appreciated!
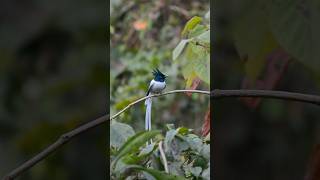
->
[164,129,178,152]
[111,130,161,168]
[265,0,320,74]
[189,166,202,177]
[184,163,202,178]
[181,45,196,77]
[185,72,197,88]
[166,124,175,130]
[199,144,210,160]
[113,149,156,174]
[191,44,210,84]
[173,39,190,61]
[180,45,196,77]
[174,15,210,88]
[181,16,203,37]
[197,30,210,44]
[182,134,203,153]
[177,127,189,135]
[188,24,207,38]
[201,164,210,180]
[193,155,208,169]
[110,121,135,148]
[231,2,278,80]
[173,138,189,158]
[167,161,185,176]
[121,154,142,164]
[177,42,210,87]
[113,155,138,173]
[127,165,187,180]
[142,171,157,180]
[204,132,210,142]
[139,142,157,156]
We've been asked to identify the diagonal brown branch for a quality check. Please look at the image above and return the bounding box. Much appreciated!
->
[3,115,109,180]
[3,89,320,180]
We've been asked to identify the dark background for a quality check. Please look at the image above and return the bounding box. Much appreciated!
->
[0,0,107,179]
[3,0,320,179]
[213,0,320,179]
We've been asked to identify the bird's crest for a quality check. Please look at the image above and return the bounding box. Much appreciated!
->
[152,68,167,80]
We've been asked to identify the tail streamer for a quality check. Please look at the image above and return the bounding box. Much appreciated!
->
[145,97,152,131]
[145,97,152,145]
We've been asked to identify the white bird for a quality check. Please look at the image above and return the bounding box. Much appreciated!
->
[145,69,167,132]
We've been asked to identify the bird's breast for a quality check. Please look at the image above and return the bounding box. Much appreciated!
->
[151,80,166,92]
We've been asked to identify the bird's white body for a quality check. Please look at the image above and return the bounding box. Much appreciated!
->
[148,79,166,94]
[145,72,167,143]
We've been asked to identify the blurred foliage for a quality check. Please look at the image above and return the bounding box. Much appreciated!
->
[0,0,106,179]
[215,0,320,85]
[214,0,320,179]
[110,0,210,133]
[173,14,210,86]
[110,121,210,179]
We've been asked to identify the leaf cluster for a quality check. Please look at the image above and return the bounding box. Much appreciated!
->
[110,121,210,180]
[173,12,210,87]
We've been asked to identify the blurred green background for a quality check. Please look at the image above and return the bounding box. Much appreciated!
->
[110,0,210,134]
[0,0,106,179]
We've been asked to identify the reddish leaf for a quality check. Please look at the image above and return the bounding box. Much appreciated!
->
[201,106,210,137]
[185,78,201,96]
[133,20,148,31]
[304,144,320,180]
[240,79,265,108]
[240,48,291,108]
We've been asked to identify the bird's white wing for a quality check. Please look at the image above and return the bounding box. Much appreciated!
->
[146,80,155,96]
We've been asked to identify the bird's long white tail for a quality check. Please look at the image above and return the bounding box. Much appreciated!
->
[145,97,153,145]
[145,97,152,131]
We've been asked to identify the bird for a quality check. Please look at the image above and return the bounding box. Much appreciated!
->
[144,69,167,133]
[146,68,167,96]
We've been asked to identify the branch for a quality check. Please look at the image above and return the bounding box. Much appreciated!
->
[3,90,208,180]
[110,90,210,121]
[3,115,109,180]
[111,89,320,122]
[4,89,320,180]
[211,89,320,105]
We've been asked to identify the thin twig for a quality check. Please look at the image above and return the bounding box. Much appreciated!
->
[4,89,320,180]
[158,141,169,173]
[110,90,210,121]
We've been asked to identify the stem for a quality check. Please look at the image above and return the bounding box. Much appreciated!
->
[212,89,320,105]
[159,141,169,173]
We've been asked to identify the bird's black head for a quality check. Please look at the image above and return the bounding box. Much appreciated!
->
[152,68,167,82]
